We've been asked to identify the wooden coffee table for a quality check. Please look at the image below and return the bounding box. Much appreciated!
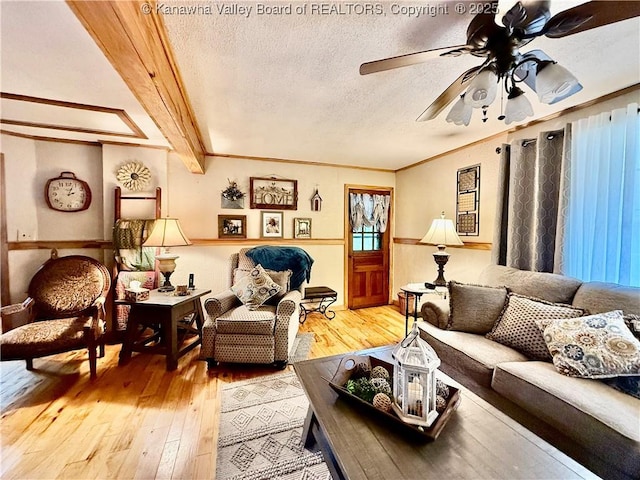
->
[293,346,597,480]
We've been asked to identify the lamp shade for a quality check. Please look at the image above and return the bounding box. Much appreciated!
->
[464,69,498,108]
[535,62,582,105]
[420,212,464,246]
[143,218,192,247]
[446,96,473,126]
[504,87,534,125]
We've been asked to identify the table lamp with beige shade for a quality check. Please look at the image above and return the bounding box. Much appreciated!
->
[420,212,464,287]
[143,218,192,292]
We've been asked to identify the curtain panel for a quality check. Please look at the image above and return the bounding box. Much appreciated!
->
[349,193,391,233]
[492,130,570,272]
[564,103,640,286]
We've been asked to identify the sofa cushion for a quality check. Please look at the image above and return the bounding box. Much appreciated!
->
[447,281,508,334]
[231,264,282,310]
[478,265,582,304]
[537,310,640,379]
[492,361,640,477]
[487,293,586,361]
[572,281,640,315]
[418,321,528,387]
[216,305,276,335]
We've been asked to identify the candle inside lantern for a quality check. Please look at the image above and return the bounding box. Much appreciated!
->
[407,378,424,415]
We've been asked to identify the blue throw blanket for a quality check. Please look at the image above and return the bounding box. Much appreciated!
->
[246,246,314,290]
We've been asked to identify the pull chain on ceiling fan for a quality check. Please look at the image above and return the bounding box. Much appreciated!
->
[360,0,640,126]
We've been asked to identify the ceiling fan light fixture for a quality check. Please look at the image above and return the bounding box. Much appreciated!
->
[446,95,473,126]
[535,61,581,104]
[464,69,499,108]
[504,87,534,125]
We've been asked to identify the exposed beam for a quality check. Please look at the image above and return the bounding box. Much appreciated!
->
[66,0,206,173]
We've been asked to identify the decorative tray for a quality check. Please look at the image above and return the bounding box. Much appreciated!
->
[327,355,461,440]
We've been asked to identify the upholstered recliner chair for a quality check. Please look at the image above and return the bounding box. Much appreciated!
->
[0,252,111,379]
[201,247,312,369]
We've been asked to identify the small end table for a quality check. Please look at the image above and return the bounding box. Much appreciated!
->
[299,286,337,323]
[400,283,447,336]
[117,288,211,370]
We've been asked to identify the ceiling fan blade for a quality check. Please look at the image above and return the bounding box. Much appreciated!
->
[502,1,551,36]
[544,1,640,38]
[416,66,482,122]
[360,45,469,75]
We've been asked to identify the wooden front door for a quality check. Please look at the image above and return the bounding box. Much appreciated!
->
[346,187,392,309]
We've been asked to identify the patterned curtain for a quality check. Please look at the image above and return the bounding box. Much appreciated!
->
[349,193,391,233]
[492,129,571,272]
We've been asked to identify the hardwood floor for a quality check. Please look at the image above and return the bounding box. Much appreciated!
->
[0,305,407,479]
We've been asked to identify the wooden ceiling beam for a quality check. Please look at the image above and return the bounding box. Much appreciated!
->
[67,0,206,173]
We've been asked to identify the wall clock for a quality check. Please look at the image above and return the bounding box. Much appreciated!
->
[45,171,92,212]
[116,161,151,191]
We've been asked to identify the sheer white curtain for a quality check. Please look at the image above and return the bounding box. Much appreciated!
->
[564,103,640,286]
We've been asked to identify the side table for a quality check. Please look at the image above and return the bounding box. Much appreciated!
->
[299,286,337,323]
[400,283,447,336]
[117,288,211,371]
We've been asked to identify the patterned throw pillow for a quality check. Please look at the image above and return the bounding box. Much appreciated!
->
[486,293,586,361]
[231,264,282,310]
[536,310,640,379]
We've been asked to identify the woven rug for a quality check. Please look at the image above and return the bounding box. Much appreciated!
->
[288,333,314,364]
[217,372,332,480]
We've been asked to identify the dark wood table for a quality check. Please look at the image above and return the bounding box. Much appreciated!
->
[299,286,337,323]
[293,346,597,480]
[117,288,210,371]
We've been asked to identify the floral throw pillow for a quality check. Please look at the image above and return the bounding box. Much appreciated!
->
[536,310,640,378]
[231,264,282,310]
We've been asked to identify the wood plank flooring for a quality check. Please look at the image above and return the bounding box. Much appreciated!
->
[0,305,406,479]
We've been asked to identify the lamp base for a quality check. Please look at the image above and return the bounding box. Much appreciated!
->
[432,249,450,287]
[158,271,176,292]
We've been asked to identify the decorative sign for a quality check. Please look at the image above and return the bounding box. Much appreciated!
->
[456,165,480,236]
[250,177,298,210]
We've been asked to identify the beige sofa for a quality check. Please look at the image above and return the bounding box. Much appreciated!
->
[419,265,640,480]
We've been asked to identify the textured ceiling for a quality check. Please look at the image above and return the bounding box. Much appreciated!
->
[1,1,638,171]
[163,0,640,169]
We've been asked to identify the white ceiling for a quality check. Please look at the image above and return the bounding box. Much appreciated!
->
[1,1,639,171]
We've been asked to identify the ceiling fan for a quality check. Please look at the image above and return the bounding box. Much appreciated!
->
[360,1,640,125]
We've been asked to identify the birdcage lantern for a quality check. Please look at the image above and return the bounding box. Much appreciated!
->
[391,321,441,427]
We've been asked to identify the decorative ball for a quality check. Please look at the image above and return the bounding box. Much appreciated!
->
[353,362,371,379]
[436,379,450,399]
[373,393,392,412]
[371,365,390,380]
[370,377,391,396]
[436,395,447,413]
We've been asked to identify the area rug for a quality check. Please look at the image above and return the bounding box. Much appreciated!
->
[216,372,332,480]
[288,333,314,364]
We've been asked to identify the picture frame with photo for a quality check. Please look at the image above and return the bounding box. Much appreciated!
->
[218,215,247,238]
[260,211,284,238]
[293,218,312,239]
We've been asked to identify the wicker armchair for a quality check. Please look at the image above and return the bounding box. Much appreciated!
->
[201,247,310,369]
[0,253,111,379]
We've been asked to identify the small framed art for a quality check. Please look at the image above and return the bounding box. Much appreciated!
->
[218,215,247,238]
[260,211,283,238]
[293,218,312,239]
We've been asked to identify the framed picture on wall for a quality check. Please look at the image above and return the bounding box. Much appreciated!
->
[293,218,312,239]
[456,164,480,236]
[250,177,298,210]
[218,215,247,238]
[260,211,284,238]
